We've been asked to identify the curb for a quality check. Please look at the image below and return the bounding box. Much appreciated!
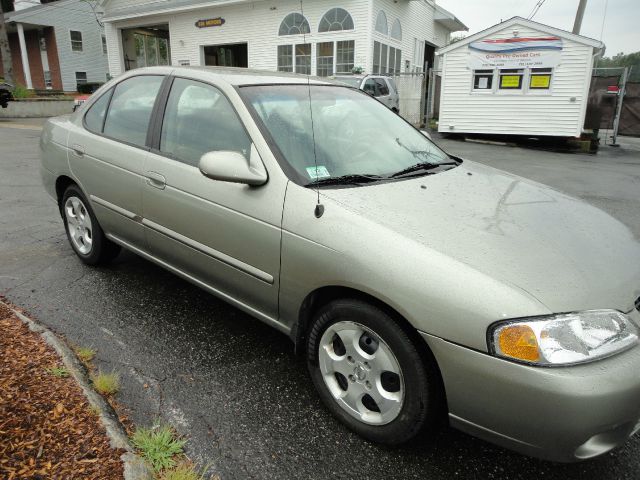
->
[3,301,154,480]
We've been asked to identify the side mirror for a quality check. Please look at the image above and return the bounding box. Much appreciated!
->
[420,130,432,140]
[199,144,267,186]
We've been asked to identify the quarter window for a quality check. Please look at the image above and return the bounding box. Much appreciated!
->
[318,8,354,32]
[70,30,83,51]
[103,75,164,147]
[160,78,251,166]
[473,69,494,90]
[499,69,524,90]
[84,89,113,134]
[530,68,552,90]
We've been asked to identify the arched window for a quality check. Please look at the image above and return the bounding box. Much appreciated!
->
[375,10,388,35]
[279,13,310,36]
[391,19,402,41]
[318,8,354,32]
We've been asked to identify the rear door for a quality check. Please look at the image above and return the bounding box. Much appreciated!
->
[141,76,286,322]
[67,74,165,248]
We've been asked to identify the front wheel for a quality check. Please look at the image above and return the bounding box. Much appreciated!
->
[307,299,441,444]
[61,184,120,265]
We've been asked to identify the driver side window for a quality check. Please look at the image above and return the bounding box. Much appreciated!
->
[160,78,252,167]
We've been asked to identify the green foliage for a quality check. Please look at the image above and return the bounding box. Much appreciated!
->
[132,424,187,472]
[597,51,640,81]
[46,366,70,378]
[91,370,120,395]
[77,82,104,94]
[12,84,33,99]
[76,346,96,363]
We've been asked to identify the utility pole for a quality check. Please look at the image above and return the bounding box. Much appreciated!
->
[0,0,14,85]
[572,0,588,34]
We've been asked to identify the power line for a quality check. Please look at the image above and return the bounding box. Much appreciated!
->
[528,0,547,20]
[599,0,609,41]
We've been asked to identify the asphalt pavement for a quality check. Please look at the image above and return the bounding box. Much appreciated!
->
[2,121,640,479]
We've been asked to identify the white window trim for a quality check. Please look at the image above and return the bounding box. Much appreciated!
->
[469,67,555,95]
[317,7,356,33]
[69,29,83,52]
[278,43,312,74]
[277,11,311,37]
[315,40,355,76]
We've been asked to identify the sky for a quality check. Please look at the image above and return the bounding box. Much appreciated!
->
[437,0,639,56]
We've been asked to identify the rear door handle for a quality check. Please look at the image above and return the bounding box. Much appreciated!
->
[146,171,166,190]
[71,144,85,156]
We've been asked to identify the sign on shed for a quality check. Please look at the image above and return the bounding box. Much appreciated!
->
[468,36,563,69]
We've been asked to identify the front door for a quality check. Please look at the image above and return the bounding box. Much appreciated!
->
[142,77,284,322]
[67,75,165,248]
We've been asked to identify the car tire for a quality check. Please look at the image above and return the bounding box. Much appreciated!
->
[61,184,120,265]
[307,298,441,445]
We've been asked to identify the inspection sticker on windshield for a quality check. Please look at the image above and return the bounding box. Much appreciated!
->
[306,166,331,180]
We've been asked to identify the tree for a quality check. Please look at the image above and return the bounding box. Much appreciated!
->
[0,0,14,85]
[597,51,640,81]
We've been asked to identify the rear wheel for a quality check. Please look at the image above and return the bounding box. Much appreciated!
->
[307,298,441,444]
[61,185,120,265]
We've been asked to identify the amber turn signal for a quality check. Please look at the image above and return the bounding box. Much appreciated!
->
[497,324,540,362]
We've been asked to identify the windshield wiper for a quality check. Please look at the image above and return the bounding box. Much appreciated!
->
[389,161,459,178]
[306,174,387,187]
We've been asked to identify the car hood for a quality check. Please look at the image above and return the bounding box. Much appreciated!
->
[320,161,640,313]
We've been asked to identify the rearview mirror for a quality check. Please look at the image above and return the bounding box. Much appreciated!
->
[198,144,267,186]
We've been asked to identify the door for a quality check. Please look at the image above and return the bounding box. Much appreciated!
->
[203,43,248,67]
[142,77,285,321]
[67,75,165,248]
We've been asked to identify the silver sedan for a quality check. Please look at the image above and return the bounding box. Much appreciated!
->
[39,66,640,462]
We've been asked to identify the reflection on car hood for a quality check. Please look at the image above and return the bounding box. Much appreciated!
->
[321,161,640,313]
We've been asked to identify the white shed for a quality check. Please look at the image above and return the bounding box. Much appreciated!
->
[436,17,605,138]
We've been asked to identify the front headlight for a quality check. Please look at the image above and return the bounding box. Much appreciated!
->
[488,310,639,366]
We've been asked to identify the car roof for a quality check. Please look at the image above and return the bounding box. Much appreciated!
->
[133,66,335,87]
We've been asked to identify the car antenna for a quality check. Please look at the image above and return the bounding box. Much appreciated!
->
[301,0,324,218]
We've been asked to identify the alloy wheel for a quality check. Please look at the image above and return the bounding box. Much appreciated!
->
[318,320,404,425]
[64,196,93,255]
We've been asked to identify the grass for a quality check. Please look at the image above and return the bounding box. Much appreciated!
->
[11,84,33,99]
[159,462,211,480]
[131,424,187,472]
[75,346,96,363]
[91,371,120,395]
[45,366,69,378]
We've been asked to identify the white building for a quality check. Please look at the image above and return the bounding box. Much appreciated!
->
[436,17,605,138]
[100,0,466,78]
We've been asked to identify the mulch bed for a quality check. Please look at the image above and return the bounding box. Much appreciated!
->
[0,302,125,480]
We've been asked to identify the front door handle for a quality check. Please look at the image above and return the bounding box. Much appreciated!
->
[71,144,85,156]
[146,171,166,190]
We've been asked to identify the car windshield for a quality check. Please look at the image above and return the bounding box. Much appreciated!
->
[333,77,362,88]
[241,85,453,186]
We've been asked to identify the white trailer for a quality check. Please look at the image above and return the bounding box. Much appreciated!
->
[436,17,605,138]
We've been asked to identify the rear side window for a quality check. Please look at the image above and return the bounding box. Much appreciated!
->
[103,75,164,148]
[363,78,377,96]
[375,78,389,96]
[84,89,112,134]
[160,78,251,167]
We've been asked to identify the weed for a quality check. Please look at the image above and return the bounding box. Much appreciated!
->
[159,461,210,480]
[76,346,96,363]
[12,84,33,99]
[131,424,187,472]
[46,366,69,378]
[91,371,120,395]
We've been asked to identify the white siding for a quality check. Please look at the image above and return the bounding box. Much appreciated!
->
[10,0,108,90]
[438,24,594,137]
[372,0,447,73]
[104,0,370,77]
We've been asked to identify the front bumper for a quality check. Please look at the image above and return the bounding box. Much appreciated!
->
[421,313,640,462]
